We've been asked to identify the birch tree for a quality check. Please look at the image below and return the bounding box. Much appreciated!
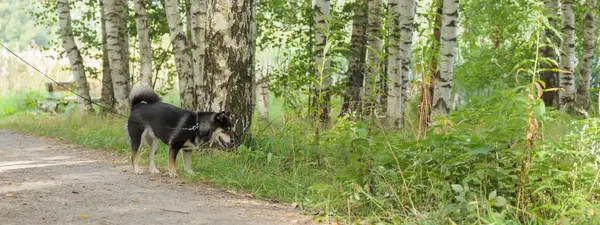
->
[190,0,207,110]
[99,0,113,109]
[364,0,382,116]
[575,0,596,110]
[386,0,402,125]
[121,1,130,85]
[558,0,575,110]
[540,0,559,108]
[398,0,415,125]
[314,0,331,121]
[386,0,415,127]
[104,0,130,115]
[341,0,368,116]
[431,0,459,117]
[204,0,254,136]
[57,0,94,113]
[133,0,153,87]
[256,72,269,120]
[164,0,195,110]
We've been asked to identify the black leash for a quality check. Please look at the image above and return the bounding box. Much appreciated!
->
[0,42,198,131]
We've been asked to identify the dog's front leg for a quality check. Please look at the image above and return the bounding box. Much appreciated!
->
[168,147,180,177]
[181,149,194,174]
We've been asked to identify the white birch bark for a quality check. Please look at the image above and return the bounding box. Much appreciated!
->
[386,0,402,126]
[134,0,153,87]
[121,1,130,85]
[164,0,195,110]
[431,0,459,117]
[364,0,382,116]
[190,0,207,110]
[104,0,131,115]
[398,0,415,125]
[252,3,262,119]
[204,0,254,136]
[558,0,575,110]
[256,71,269,120]
[57,0,94,113]
[575,0,596,110]
[314,0,332,121]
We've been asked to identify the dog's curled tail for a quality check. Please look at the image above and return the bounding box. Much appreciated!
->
[130,85,160,107]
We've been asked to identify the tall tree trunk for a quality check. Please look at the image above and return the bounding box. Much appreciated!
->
[253,9,263,120]
[398,0,415,126]
[386,0,415,128]
[122,1,130,84]
[540,0,560,108]
[186,0,192,40]
[57,0,94,113]
[340,0,368,117]
[105,0,131,115]
[558,0,575,111]
[431,0,458,117]
[256,75,269,120]
[164,0,195,109]
[314,0,331,122]
[575,0,596,110]
[190,0,207,110]
[364,0,382,117]
[418,0,442,135]
[386,0,402,126]
[99,0,114,110]
[133,0,153,87]
[204,0,254,137]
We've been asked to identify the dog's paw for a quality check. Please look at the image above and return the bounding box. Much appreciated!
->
[184,169,194,174]
[149,168,161,174]
[134,168,144,175]
[168,172,178,178]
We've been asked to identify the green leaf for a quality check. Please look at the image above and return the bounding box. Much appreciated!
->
[451,184,464,193]
[455,195,467,203]
[466,146,491,155]
[495,196,507,207]
[533,100,545,119]
[488,190,497,200]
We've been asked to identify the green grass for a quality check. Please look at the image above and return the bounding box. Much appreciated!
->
[0,112,321,204]
[2,90,600,224]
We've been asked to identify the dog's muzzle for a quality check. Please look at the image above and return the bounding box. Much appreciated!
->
[210,129,236,149]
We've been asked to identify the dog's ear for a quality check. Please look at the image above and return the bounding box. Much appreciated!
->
[216,111,227,121]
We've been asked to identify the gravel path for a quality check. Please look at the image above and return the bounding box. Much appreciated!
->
[0,130,313,225]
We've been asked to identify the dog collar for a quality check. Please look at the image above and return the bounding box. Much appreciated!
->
[195,114,201,135]
[182,114,200,132]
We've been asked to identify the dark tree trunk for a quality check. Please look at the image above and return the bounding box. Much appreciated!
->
[341,0,368,117]
[540,0,559,108]
[99,0,114,110]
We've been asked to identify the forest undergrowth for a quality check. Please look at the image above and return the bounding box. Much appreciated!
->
[1,88,600,225]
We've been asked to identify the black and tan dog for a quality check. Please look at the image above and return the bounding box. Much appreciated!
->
[125,86,234,177]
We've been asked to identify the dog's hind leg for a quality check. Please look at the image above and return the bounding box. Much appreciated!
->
[168,146,181,177]
[144,129,160,174]
[130,133,143,175]
[181,149,194,174]
[127,122,145,175]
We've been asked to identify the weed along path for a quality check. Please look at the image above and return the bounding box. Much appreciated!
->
[0,130,313,225]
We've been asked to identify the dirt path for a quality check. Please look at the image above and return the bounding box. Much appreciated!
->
[0,130,313,225]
